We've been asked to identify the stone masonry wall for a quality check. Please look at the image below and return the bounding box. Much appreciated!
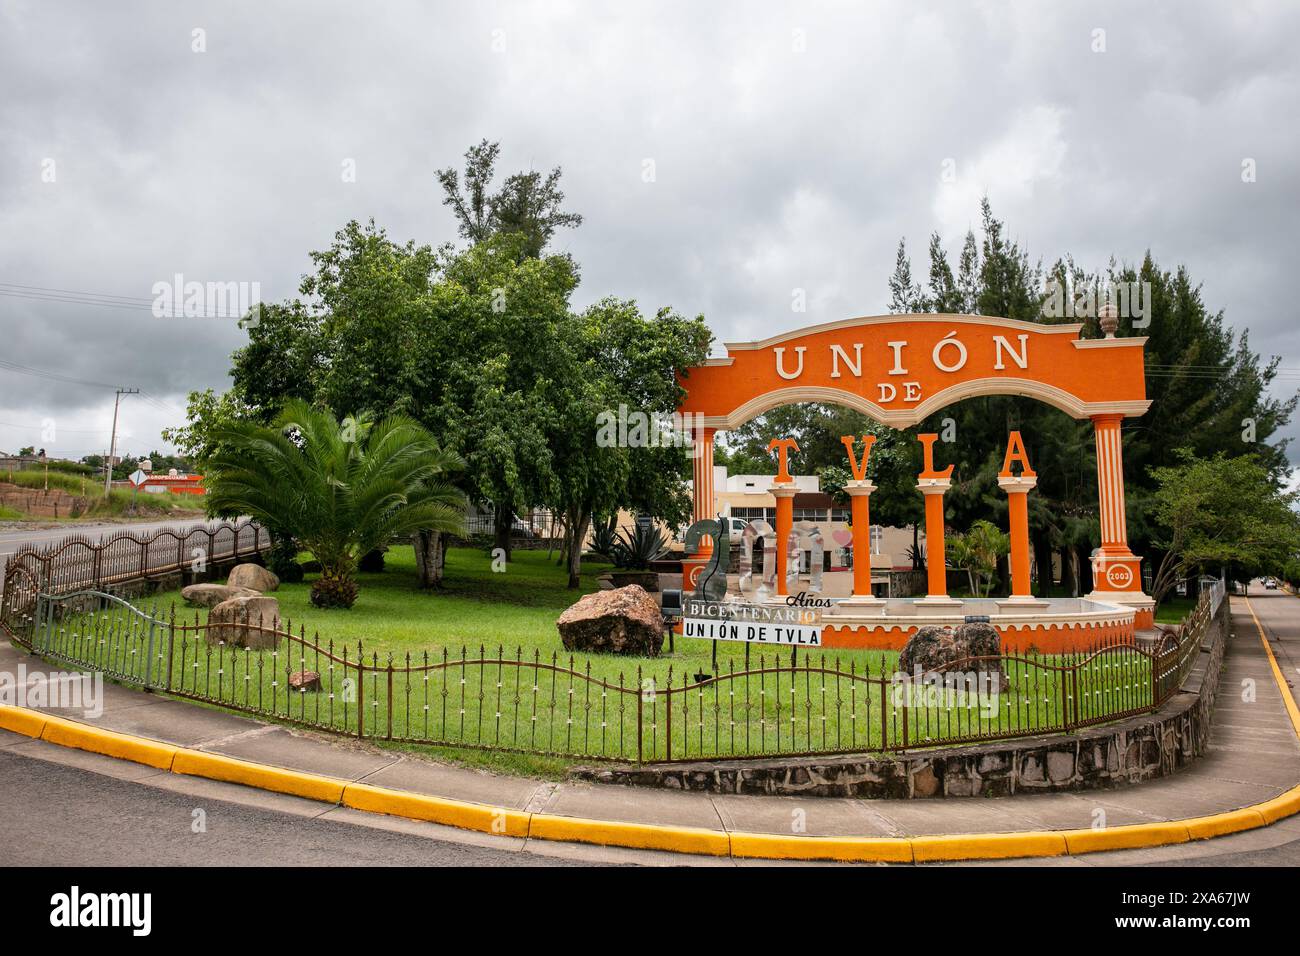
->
[572,603,1230,799]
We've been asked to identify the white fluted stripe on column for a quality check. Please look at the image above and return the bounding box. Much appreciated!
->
[692,429,714,523]
[1096,425,1109,543]
[1110,427,1127,547]
[1100,425,1115,544]
[1095,420,1128,550]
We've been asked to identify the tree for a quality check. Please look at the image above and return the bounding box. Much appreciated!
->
[429,235,582,559]
[205,400,467,608]
[887,239,928,313]
[949,519,1010,597]
[818,464,853,504]
[214,222,580,564]
[1147,450,1300,605]
[437,139,582,260]
[229,300,325,418]
[300,220,437,420]
[161,389,255,472]
[547,298,711,587]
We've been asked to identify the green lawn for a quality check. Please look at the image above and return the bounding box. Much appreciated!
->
[1154,595,1197,624]
[21,543,1178,777]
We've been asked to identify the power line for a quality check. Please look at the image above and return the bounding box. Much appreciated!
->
[0,419,112,435]
[0,288,249,318]
[0,358,126,390]
[0,281,155,303]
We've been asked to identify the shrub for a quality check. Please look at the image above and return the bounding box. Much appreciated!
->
[610,523,669,570]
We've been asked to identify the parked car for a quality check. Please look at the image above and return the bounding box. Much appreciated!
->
[726,516,749,546]
[673,516,750,546]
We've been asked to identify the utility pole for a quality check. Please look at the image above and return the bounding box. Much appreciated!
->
[104,387,139,494]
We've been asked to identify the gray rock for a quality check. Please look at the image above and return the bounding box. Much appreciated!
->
[556,585,664,656]
[206,595,282,649]
[227,563,280,593]
[288,670,322,692]
[898,621,1008,689]
[181,583,260,608]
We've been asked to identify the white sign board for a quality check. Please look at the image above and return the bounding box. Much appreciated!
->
[128,469,148,487]
[682,598,824,647]
[683,617,822,647]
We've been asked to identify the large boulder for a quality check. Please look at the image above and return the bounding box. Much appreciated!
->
[557,585,665,656]
[181,583,260,608]
[227,563,280,593]
[288,670,322,692]
[898,621,1008,690]
[206,595,282,649]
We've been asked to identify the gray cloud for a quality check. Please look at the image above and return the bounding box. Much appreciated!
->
[2,0,1297,461]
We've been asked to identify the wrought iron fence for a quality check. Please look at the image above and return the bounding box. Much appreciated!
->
[1200,576,1226,616]
[461,509,563,541]
[0,520,267,620]
[2,584,1218,764]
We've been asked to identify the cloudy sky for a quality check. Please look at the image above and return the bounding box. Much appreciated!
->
[1,0,1297,463]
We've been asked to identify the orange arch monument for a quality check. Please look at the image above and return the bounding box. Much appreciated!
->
[677,312,1155,651]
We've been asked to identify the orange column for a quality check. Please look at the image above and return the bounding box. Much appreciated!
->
[917,478,956,604]
[1086,413,1153,626]
[770,484,797,596]
[998,475,1036,600]
[683,425,716,592]
[844,480,882,605]
[1092,414,1132,558]
[915,433,958,606]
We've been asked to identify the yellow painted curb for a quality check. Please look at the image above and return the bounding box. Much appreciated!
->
[528,812,731,857]
[1251,785,1300,825]
[1063,821,1189,854]
[910,831,1068,862]
[341,782,530,838]
[1184,807,1268,840]
[0,703,48,738]
[171,750,345,804]
[729,831,913,863]
[39,713,177,770]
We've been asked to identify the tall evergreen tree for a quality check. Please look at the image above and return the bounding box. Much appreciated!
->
[887,239,928,313]
[956,230,980,313]
[926,233,960,313]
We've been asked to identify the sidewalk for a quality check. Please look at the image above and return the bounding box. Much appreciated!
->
[2,593,1298,863]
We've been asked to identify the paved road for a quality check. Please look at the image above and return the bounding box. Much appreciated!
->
[1249,583,1300,687]
[0,749,579,867]
[0,517,224,563]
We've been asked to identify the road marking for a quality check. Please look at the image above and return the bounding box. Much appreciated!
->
[1244,596,1300,736]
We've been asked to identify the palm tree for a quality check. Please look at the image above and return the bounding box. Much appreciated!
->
[206,400,466,608]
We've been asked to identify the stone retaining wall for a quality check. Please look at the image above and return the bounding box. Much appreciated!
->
[572,602,1229,799]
